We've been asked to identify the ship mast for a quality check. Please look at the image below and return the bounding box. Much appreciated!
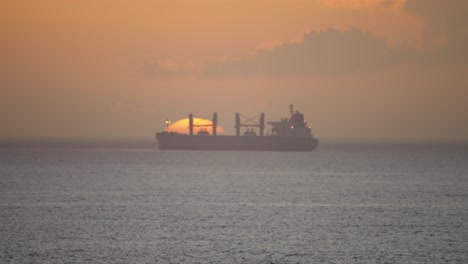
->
[165,118,171,131]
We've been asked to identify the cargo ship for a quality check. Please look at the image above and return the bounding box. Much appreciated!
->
[156,105,318,151]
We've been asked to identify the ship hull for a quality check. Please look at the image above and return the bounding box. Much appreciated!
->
[156,132,319,151]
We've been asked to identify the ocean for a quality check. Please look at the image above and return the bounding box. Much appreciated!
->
[1,143,467,263]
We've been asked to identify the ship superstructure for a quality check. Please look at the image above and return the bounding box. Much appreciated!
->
[268,104,314,138]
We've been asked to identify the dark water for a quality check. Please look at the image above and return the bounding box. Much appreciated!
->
[1,143,467,263]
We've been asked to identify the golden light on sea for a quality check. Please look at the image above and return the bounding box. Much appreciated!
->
[166,118,224,135]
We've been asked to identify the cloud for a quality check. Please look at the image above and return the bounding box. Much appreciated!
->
[203,28,414,78]
[139,59,187,78]
[405,0,468,64]
[323,0,397,9]
[203,0,468,79]
[140,1,467,79]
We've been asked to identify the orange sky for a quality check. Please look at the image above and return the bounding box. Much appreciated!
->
[1,0,467,142]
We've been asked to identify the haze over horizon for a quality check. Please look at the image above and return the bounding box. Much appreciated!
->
[1,0,467,142]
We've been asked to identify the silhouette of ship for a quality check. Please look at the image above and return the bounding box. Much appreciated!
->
[156,105,319,151]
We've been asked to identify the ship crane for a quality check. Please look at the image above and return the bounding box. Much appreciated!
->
[235,113,265,136]
[188,112,218,136]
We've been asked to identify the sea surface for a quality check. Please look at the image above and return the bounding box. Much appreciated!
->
[1,143,467,263]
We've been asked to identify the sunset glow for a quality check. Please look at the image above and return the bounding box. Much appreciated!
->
[166,118,224,135]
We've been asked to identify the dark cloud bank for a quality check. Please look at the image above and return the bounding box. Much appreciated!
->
[203,29,414,78]
[405,0,468,64]
[203,0,467,78]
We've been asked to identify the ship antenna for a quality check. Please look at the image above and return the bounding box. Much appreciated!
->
[289,104,294,117]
